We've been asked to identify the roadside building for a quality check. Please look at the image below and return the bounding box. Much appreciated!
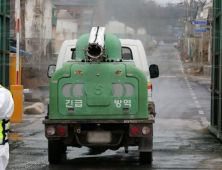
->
[105,20,135,39]
[136,28,151,54]
[125,27,135,39]
[15,0,54,67]
[137,28,147,35]
[53,0,101,37]
[55,10,78,56]
[14,0,58,89]
[105,21,126,38]
[193,2,212,65]
[180,1,212,77]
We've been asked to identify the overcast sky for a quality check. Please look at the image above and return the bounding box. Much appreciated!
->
[155,0,182,5]
[154,0,212,5]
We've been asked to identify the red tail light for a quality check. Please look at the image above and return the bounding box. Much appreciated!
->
[148,82,152,90]
[210,83,212,89]
[57,126,67,136]
[131,126,140,135]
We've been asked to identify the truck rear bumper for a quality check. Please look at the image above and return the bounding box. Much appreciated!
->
[44,121,153,151]
[43,116,155,124]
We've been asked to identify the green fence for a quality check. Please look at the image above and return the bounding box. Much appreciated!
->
[210,0,222,140]
[0,0,10,87]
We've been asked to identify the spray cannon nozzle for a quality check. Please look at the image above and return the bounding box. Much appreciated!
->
[84,27,106,61]
[85,43,104,59]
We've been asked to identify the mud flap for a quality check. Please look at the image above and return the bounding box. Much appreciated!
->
[138,137,153,152]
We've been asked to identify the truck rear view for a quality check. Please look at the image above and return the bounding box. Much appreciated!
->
[43,27,159,165]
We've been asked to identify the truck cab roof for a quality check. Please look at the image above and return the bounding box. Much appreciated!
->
[56,39,150,78]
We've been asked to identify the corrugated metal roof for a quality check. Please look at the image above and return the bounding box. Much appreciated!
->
[53,0,99,7]
[10,46,33,57]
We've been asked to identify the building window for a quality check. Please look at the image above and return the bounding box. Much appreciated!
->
[75,13,81,18]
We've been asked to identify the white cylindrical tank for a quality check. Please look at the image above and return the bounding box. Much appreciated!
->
[85,27,106,59]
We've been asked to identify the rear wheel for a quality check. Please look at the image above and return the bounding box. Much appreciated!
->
[48,140,62,164]
[140,152,152,164]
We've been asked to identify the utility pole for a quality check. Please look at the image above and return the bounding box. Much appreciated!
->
[181,1,185,60]
[197,0,203,64]
[186,0,188,21]
[190,0,194,22]
[197,0,201,19]
[149,19,151,37]
[190,0,194,62]
[99,0,105,26]
[183,0,188,58]
[185,0,189,57]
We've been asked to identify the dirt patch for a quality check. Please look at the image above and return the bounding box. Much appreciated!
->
[184,65,204,76]
[183,54,191,62]
[22,66,49,90]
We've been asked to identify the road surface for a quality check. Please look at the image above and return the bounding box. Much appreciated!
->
[7,45,222,170]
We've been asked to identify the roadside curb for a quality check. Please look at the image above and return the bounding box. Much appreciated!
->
[11,115,45,128]
[179,57,211,90]
[10,101,47,129]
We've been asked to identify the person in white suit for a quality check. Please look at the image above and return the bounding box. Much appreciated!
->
[0,85,14,170]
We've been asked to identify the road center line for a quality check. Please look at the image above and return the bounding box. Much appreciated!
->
[195,101,199,104]
[196,105,202,109]
[193,97,197,100]
[159,76,177,78]
[199,111,204,115]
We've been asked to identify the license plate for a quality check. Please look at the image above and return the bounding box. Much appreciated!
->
[87,131,112,144]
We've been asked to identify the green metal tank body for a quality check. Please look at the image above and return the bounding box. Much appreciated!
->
[49,34,148,120]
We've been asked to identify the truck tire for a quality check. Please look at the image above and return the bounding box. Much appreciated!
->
[48,140,62,164]
[140,152,152,164]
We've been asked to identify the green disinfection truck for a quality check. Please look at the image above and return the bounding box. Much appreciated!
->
[43,27,159,164]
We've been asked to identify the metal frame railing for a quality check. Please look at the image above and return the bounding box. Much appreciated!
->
[210,0,222,140]
[0,0,10,88]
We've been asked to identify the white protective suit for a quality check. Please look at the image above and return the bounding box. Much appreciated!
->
[0,86,14,170]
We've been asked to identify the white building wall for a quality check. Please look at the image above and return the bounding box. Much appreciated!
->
[43,0,53,40]
[105,21,126,34]
[137,28,147,35]
[55,19,78,54]
[23,0,52,59]
[24,0,52,39]
[15,0,53,67]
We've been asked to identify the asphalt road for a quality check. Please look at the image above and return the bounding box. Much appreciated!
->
[7,45,222,170]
